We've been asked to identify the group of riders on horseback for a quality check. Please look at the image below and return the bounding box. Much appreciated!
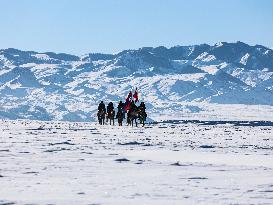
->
[97,100,147,127]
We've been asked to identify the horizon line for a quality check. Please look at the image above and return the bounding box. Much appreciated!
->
[1,41,272,57]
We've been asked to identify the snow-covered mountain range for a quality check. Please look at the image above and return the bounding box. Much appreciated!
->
[0,41,273,121]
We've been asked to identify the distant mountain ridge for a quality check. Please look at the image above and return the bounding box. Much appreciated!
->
[0,41,273,121]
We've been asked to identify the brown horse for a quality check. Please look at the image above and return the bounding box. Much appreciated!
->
[97,110,106,125]
[138,110,147,127]
[127,111,139,127]
[107,110,115,125]
[116,110,123,126]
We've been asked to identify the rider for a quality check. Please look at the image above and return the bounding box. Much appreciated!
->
[138,102,146,111]
[129,101,138,112]
[117,100,126,119]
[138,102,147,119]
[97,101,106,125]
[107,102,114,113]
[117,101,124,112]
[98,101,106,112]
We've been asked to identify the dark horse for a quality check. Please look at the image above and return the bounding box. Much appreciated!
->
[127,111,139,127]
[97,110,106,125]
[116,110,123,126]
[138,110,147,127]
[107,110,115,125]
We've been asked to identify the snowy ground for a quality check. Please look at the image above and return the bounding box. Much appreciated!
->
[1,120,273,205]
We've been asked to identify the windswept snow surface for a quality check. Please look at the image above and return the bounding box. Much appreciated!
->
[1,120,273,205]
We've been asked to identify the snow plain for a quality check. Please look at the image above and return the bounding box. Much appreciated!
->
[1,120,273,205]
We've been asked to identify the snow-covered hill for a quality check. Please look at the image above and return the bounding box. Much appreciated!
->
[0,42,273,121]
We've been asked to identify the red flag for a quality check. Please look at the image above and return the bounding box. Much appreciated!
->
[126,91,132,101]
[133,89,138,102]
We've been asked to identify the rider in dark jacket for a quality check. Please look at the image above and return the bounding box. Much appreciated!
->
[138,102,147,119]
[107,102,114,113]
[117,101,124,111]
[98,101,106,112]
[139,102,146,111]
[129,101,137,112]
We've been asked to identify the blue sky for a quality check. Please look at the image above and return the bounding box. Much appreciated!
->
[0,0,272,55]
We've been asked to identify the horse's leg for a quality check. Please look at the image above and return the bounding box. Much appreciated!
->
[140,117,144,127]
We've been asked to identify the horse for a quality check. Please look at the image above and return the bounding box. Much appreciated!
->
[107,110,115,125]
[116,110,123,126]
[97,110,106,125]
[138,111,147,127]
[127,111,139,127]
